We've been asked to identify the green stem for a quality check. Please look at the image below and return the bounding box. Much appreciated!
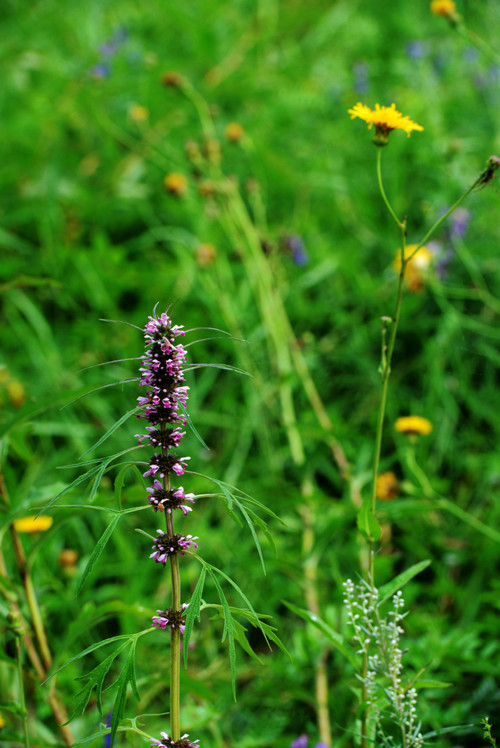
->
[16,634,30,748]
[376,148,403,228]
[407,179,480,261]
[162,430,181,742]
[456,22,500,66]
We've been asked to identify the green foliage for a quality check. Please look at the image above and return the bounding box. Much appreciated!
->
[1,0,500,745]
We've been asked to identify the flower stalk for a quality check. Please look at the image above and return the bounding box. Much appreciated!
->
[136,310,198,747]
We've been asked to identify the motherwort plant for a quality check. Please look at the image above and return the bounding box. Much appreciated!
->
[44,307,284,747]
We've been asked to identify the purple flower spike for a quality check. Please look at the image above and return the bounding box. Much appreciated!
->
[150,530,198,565]
[151,733,200,748]
[291,737,308,748]
[152,604,189,634]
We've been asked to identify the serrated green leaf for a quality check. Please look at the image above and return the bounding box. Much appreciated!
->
[108,640,139,748]
[77,513,122,594]
[283,600,358,667]
[44,634,132,684]
[69,640,129,720]
[207,568,237,699]
[207,605,263,663]
[184,566,206,668]
[357,500,382,542]
[378,560,431,605]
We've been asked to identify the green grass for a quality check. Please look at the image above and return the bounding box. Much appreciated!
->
[1,0,500,746]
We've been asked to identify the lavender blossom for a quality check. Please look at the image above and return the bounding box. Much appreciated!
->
[151,733,200,748]
[150,531,198,565]
[147,482,195,515]
[144,453,190,479]
[152,604,189,634]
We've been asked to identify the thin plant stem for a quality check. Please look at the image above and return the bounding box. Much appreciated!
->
[376,148,403,228]
[456,22,500,66]
[16,634,30,748]
[161,425,181,742]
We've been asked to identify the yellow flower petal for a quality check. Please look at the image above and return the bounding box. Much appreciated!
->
[431,0,457,18]
[348,102,423,144]
[394,416,433,436]
[13,515,54,534]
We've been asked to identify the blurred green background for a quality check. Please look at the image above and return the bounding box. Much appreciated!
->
[2,0,500,745]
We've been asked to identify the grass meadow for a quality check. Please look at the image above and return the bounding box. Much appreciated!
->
[2,0,500,746]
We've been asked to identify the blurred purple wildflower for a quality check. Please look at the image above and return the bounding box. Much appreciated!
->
[99,25,128,57]
[353,61,369,94]
[406,41,429,59]
[291,737,308,748]
[104,712,112,748]
[281,235,309,266]
[90,63,111,79]
[290,738,328,748]
[151,732,200,748]
[450,207,471,239]
[89,25,128,79]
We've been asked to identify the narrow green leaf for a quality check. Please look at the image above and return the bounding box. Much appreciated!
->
[114,464,144,510]
[378,560,431,605]
[230,495,265,573]
[68,640,129,720]
[283,600,358,667]
[80,407,139,457]
[37,463,104,514]
[205,561,269,646]
[184,566,206,668]
[356,500,382,542]
[184,410,209,450]
[77,514,122,594]
[207,568,237,699]
[414,678,452,689]
[43,634,133,684]
[109,641,138,748]
[206,605,263,664]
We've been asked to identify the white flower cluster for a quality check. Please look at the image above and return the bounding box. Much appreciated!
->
[343,579,424,748]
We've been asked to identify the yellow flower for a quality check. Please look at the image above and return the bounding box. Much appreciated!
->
[348,102,424,146]
[393,244,433,293]
[431,0,458,19]
[0,712,4,729]
[129,105,149,122]
[196,243,217,267]
[58,549,78,568]
[395,416,433,436]
[7,380,25,408]
[13,515,53,534]
[376,472,400,501]
[163,173,188,196]
[225,122,245,143]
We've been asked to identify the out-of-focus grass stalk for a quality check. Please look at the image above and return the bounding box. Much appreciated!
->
[0,478,74,747]
[15,625,30,748]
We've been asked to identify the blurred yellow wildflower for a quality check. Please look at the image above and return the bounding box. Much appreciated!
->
[395,416,433,436]
[129,105,149,122]
[348,102,424,146]
[58,549,78,568]
[225,122,245,143]
[431,0,458,20]
[13,515,53,534]
[196,243,217,267]
[393,244,433,292]
[376,471,400,501]
[7,380,26,408]
[0,713,4,729]
[164,173,188,196]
